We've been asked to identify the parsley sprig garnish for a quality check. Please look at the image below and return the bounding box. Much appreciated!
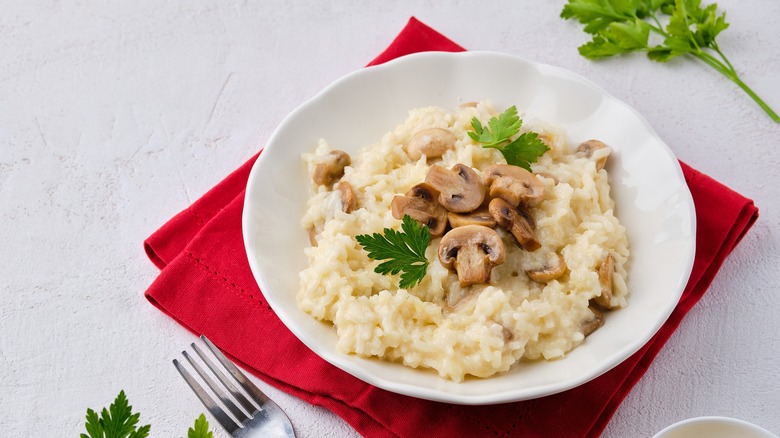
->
[561,0,779,122]
[355,215,430,289]
[469,106,550,172]
[81,391,213,438]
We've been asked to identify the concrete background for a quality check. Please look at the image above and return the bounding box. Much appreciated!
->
[1,1,778,436]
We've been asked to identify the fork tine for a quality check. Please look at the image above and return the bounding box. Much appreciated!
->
[191,342,258,416]
[200,335,271,405]
[173,358,240,435]
[182,349,251,425]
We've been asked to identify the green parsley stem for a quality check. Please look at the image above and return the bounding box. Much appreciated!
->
[645,10,778,123]
[711,42,736,72]
[564,1,779,122]
[692,50,780,123]
[644,13,666,37]
[727,73,780,123]
[649,16,665,33]
[649,15,778,123]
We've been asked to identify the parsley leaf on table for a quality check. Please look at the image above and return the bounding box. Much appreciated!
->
[355,215,431,289]
[561,0,779,122]
[188,413,213,438]
[81,391,215,438]
[81,390,151,438]
[469,106,549,172]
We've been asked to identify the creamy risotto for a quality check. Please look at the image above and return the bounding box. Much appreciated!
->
[299,102,629,382]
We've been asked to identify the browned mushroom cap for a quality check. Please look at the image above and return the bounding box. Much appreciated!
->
[593,253,615,308]
[425,164,486,213]
[407,128,456,161]
[447,206,496,228]
[336,181,356,213]
[581,303,604,337]
[483,164,545,207]
[391,183,448,237]
[526,253,567,283]
[488,198,540,251]
[313,150,351,186]
[438,225,506,287]
[575,140,610,171]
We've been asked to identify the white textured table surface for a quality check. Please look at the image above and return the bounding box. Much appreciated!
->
[2,1,779,437]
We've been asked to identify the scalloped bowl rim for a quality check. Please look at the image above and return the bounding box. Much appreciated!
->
[242,51,696,404]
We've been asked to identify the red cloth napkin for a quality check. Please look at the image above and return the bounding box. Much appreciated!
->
[144,17,759,437]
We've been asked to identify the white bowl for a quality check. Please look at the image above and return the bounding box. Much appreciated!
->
[653,417,778,438]
[242,51,696,404]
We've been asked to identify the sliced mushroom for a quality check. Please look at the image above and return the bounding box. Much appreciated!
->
[336,181,356,213]
[407,128,456,161]
[581,303,604,337]
[312,150,351,186]
[391,183,448,237]
[425,163,486,213]
[575,140,610,171]
[593,253,615,308]
[438,225,506,287]
[483,164,545,207]
[447,207,496,228]
[488,198,540,251]
[526,252,567,283]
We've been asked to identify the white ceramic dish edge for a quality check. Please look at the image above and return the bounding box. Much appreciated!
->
[653,416,779,438]
[242,51,697,404]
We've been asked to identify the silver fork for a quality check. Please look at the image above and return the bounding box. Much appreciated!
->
[173,335,296,438]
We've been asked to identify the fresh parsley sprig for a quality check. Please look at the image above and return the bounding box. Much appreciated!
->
[81,391,213,438]
[469,106,550,172]
[188,414,213,438]
[561,0,779,122]
[81,391,151,438]
[355,215,431,289]
[469,105,522,147]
